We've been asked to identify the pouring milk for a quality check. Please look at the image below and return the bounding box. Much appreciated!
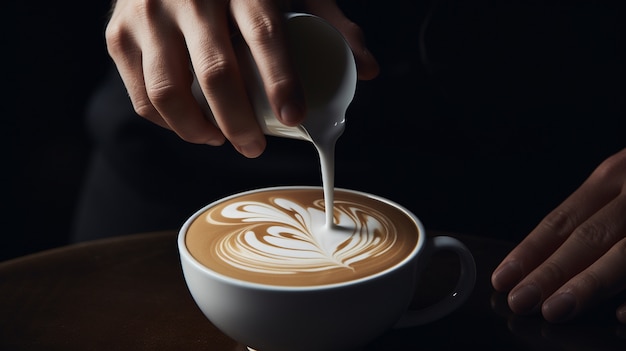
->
[192,12,357,228]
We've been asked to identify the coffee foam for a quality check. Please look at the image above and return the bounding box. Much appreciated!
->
[185,188,419,286]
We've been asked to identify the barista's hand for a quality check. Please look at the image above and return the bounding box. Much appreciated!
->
[106,0,379,158]
[492,148,626,324]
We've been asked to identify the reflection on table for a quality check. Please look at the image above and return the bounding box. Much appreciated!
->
[1,231,624,350]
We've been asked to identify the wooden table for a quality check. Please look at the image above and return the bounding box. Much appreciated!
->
[1,231,625,350]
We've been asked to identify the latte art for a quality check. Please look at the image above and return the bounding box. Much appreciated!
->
[209,197,397,275]
[186,188,419,286]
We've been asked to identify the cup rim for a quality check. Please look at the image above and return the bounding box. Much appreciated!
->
[178,186,425,291]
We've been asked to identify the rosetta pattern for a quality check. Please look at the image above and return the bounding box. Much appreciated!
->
[206,197,398,275]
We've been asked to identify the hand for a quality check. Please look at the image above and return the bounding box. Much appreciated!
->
[105,0,379,158]
[492,148,626,324]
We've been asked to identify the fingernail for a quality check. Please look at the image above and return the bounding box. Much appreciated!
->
[509,284,541,314]
[492,261,523,291]
[237,140,264,158]
[280,102,305,126]
[543,292,577,322]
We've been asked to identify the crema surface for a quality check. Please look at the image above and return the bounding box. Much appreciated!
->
[186,188,419,286]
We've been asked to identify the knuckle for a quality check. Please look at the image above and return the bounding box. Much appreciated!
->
[133,99,156,118]
[105,23,132,58]
[245,14,281,45]
[591,150,626,183]
[570,221,615,251]
[133,0,162,18]
[145,80,180,106]
[104,21,122,45]
[540,261,566,285]
[195,54,235,86]
[264,75,292,96]
[105,0,162,58]
[569,269,606,305]
[579,270,605,293]
[539,207,579,238]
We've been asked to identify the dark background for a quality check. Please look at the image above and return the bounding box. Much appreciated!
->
[9,1,112,260]
[6,0,624,261]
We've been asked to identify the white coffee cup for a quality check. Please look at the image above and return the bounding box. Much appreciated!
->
[178,186,476,351]
[191,13,357,142]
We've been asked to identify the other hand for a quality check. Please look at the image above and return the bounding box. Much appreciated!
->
[492,148,626,324]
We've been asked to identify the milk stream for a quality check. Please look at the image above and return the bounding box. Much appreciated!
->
[306,118,344,230]
[316,138,337,229]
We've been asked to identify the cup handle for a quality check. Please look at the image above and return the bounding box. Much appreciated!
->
[394,236,477,328]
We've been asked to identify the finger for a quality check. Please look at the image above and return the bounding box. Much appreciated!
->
[138,4,225,146]
[105,8,165,129]
[542,236,626,323]
[492,171,621,292]
[231,0,307,126]
[508,191,626,316]
[304,0,380,80]
[178,1,266,157]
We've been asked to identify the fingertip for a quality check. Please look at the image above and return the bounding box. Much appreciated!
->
[542,292,577,323]
[492,261,524,292]
[355,48,380,81]
[279,101,306,126]
[235,139,266,158]
[179,127,226,147]
[205,135,226,147]
[508,284,542,315]
[333,20,379,80]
